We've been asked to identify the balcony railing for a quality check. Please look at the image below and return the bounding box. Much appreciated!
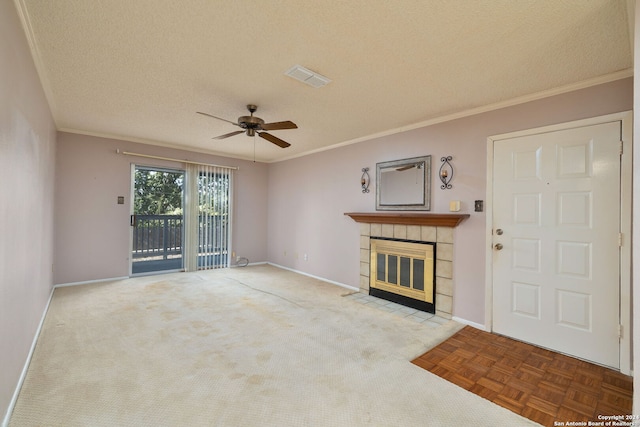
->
[131,214,229,263]
[132,214,183,260]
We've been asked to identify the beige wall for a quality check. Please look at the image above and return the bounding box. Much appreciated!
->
[267,77,633,326]
[0,0,57,421]
[54,133,269,284]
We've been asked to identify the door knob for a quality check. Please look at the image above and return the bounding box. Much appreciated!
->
[494,243,503,250]
[496,229,503,235]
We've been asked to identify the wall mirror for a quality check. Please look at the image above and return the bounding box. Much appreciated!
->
[376,155,431,211]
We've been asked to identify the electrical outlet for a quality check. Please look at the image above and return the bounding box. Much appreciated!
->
[474,200,484,212]
[304,253,308,261]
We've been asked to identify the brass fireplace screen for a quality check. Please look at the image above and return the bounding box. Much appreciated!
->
[370,239,434,304]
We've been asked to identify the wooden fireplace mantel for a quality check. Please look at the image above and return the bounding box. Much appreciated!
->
[344,212,469,227]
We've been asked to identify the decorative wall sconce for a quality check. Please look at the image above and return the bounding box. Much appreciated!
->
[439,156,453,189]
[361,167,370,193]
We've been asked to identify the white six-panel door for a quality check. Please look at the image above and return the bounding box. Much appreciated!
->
[492,121,621,369]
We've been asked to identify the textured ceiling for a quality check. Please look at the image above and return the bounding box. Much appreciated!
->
[16,0,634,162]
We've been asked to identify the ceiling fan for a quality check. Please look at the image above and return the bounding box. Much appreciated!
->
[197,104,297,148]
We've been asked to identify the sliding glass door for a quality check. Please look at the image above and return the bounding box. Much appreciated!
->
[130,162,233,276]
[131,166,184,275]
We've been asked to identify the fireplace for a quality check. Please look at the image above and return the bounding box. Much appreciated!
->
[370,238,435,313]
[345,213,469,319]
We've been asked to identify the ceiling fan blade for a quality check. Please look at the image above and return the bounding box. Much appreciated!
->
[258,132,291,148]
[196,111,239,126]
[213,130,244,140]
[260,121,298,131]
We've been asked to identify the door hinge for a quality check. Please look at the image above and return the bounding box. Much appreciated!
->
[618,324,623,339]
[619,233,623,247]
[620,141,624,156]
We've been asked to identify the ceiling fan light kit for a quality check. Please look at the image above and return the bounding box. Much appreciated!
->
[197,104,297,148]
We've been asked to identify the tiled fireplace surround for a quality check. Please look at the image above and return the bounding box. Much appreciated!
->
[346,213,469,320]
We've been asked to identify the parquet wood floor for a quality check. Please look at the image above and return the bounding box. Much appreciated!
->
[412,326,633,426]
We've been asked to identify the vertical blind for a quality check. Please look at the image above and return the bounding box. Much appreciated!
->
[184,163,233,271]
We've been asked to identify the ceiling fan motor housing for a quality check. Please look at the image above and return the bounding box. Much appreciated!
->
[238,115,265,137]
[238,115,265,128]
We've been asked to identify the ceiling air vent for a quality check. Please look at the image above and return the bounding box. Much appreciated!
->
[285,65,331,88]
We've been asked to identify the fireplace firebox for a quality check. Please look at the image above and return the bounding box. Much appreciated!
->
[370,238,436,313]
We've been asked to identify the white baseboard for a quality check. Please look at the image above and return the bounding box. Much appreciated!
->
[452,316,487,331]
[2,288,55,427]
[267,263,359,292]
[54,276,129,288]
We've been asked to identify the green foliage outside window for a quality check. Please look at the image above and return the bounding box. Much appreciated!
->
[134,169,183,215]
[133,169,230,216]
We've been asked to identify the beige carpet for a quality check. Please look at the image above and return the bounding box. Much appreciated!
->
[9,265,540,426]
